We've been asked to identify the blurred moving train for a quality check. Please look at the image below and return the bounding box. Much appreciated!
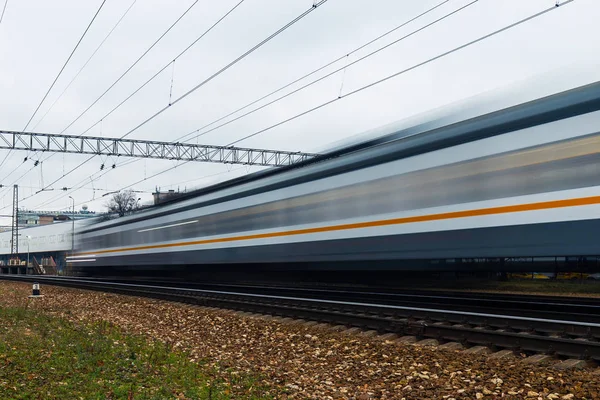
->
[69,74,600,278]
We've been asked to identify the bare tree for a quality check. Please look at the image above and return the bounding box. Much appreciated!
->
[105,189,140,217]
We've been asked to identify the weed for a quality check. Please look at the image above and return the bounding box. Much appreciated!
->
[0,306,271,400]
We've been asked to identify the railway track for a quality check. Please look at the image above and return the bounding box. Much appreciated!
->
[126,279,600,324]
[2,275,600,363]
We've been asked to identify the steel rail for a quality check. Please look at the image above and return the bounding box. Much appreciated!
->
[2,275,600,360]
[133,280,600,322]
[81,278,600,326]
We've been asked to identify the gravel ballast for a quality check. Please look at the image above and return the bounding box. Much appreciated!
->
[1,281,598,399]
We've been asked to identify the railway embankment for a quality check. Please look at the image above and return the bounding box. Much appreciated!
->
[1,281,599,399]
[0,284,269,399]
[394,278,600,298]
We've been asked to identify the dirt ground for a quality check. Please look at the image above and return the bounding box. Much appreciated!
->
[1,281,598,399]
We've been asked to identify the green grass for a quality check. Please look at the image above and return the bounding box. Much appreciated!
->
[0,306,270,400]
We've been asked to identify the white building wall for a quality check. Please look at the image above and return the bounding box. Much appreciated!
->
[0,220,90,255]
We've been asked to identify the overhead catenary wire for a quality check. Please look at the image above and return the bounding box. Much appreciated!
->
[0,155,101,212]
[0,0,8,27]
[97,0,478,192]
[19,0,250,210]
[14,0,576,213]
[0,0,446,206]
[228,0,576,146]
[168,59,176,105]
[59,0,202,135]
[0,183,120,192]
[36,155,97,195]
[1,0,225,208]
[24,0,245,193]
[32,158,139,210]
[76,0,246,138]
[31,0,139,132]
[177,0,474,145]
[68,162,251,211]
[0,0,108,173]
[5,142,173,211]
[2,1,139,187]
[119,0,331,140]
[33,136,250,210]
[18,0,330,211]
[24,0,108,135]
[0,159,33,187]
[174,0,452,144]
[106,0,575,193]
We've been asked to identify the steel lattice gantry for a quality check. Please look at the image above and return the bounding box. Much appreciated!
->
[0,130,317,167]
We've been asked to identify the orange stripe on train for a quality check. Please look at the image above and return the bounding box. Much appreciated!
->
[73,195,600,257]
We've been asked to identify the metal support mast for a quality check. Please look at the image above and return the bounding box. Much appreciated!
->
[10,184,18,255]
[0,130,317,167]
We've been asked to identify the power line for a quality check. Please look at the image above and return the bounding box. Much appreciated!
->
[0,0,8,27]
[101,0,475,192]
[0,159,31,186]
[0,179,134,212]
[16,0,248,209]
[18,0,330,211]
[24,0,483,210]
[1,0,208,203]
[0,183,119,191]
[18,0,575,213]
[1,164,37,193]
[14,0,216,198]
[36,155,97,196]
[120,0,331,140]
[8,1,138,183]
[60,0,202,135]
[23,159,126,210]
[31,0,139,132]
[103,0,575,204]
[167,165,247,188]
[31,158,138,210]
[23,0,108,132]
[0,154,98,213]
[178,0,470,145]
[81,0,462,199]
[77,0,247,138]
[175,0,453,144]
[71,165,250,211]
[228,0,576,146]
[0,0,108,172]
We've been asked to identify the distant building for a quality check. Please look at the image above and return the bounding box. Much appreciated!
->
[38,215,56,225]
[17,204,98,226]
[152,189,184,205]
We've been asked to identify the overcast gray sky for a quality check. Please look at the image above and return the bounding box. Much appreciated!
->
[0,0,598,224]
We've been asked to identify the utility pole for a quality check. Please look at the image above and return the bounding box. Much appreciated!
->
[68,195,74,252]
[26,235,31,271]
[10,185,18,256]
[67,196,75,276]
